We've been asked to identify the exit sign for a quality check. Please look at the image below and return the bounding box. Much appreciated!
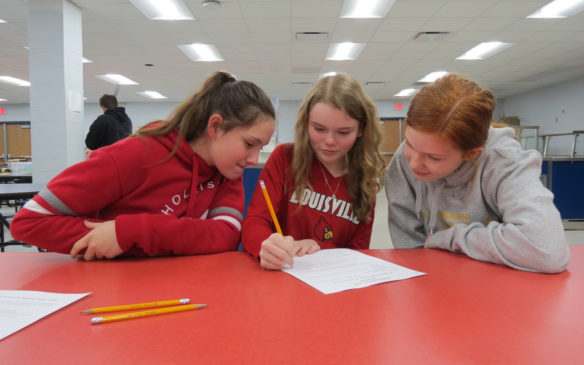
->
[0,108,5,115]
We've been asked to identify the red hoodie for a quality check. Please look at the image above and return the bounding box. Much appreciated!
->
[10,130,244,256]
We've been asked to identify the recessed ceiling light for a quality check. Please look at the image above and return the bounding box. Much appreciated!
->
[96,74,139,85]
[202,0,222,9]
[325,42,366,61]
[137,90,167,99]
[340,0,396,18]
[0,19,6,23]
[456,42,514,60]
[418,71,449,83]
[130,0,194,20]
[394,88,417,97]
[0,76,31,87]
[527,0,584,18]
[178,43,224,62]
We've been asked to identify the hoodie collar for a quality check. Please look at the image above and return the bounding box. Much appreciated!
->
[441,160,475,188]
[155,129,217,180]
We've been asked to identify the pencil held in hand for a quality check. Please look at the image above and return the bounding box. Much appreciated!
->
[82,298,190,314]
[90,303,207,324]
[259,180,283,235]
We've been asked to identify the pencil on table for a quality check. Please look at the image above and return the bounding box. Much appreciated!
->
[259,179,283,235]
[90,303,207,324]
[81,298,190,314]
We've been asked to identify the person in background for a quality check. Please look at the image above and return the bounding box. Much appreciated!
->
[384,73,569,273]
[242,73,385,270]
[11,71,275,260]
[85,94,133,159]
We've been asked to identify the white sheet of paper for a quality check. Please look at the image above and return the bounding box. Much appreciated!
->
[0,290,91,340]
[282,249,425,294]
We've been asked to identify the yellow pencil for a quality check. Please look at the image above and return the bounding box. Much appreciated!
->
[81,298,190,314]
[90,304,207,324]
[259,179,283,235]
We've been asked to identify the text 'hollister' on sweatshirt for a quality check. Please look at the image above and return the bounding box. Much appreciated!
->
[11,129,245,257]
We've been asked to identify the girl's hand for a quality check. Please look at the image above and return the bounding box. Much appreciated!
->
[70,220,123,260]
[294,239,321,257]
[259,233,296,270]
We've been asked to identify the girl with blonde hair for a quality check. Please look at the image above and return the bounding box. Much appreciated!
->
[242,73,385,270]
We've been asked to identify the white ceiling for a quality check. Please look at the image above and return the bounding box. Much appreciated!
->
[1,0,584,104]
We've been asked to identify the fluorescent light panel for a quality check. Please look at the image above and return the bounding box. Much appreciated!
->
[527,0,584,18]
[340,0,396,18]
[326,42,366,60]
[130,0,194,20]
[457,42,514,60]
[0,19,6,23]
[0,98,7,102]
[395,88,417,97]
[418,71,449,83]
[137,90,167,99]
[0,76,31,87]
[96,74,139,85]
[178,43,224,62]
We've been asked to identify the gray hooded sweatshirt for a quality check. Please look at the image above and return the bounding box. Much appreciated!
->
[384,127,570,273]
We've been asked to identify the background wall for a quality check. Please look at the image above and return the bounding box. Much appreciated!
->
[0,104,30,122]
[502,77,584,156]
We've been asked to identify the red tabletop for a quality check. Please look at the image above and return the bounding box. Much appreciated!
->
[1,247,583,365]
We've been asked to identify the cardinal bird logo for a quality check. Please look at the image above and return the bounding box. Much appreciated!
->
[313,216,334,241]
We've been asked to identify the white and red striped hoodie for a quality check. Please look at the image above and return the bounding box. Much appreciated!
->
[11,129,244,256]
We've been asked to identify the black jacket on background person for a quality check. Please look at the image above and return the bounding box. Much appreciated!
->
[85,107,133,150]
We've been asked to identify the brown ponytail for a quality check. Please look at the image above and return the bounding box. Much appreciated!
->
[136,71,275,157]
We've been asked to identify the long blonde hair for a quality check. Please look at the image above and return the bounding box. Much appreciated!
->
[291,74,384,222]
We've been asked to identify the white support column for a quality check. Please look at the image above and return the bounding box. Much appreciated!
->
[28,0,84,184]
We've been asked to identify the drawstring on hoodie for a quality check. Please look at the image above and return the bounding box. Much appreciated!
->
[427,182,445,235]
[415,180,445,235]
[415,180,424,220]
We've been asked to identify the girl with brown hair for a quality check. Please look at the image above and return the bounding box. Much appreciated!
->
[12,71,275,260]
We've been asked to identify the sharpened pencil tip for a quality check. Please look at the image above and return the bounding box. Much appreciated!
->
[81,309,93,314]
[197,304,208,308]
